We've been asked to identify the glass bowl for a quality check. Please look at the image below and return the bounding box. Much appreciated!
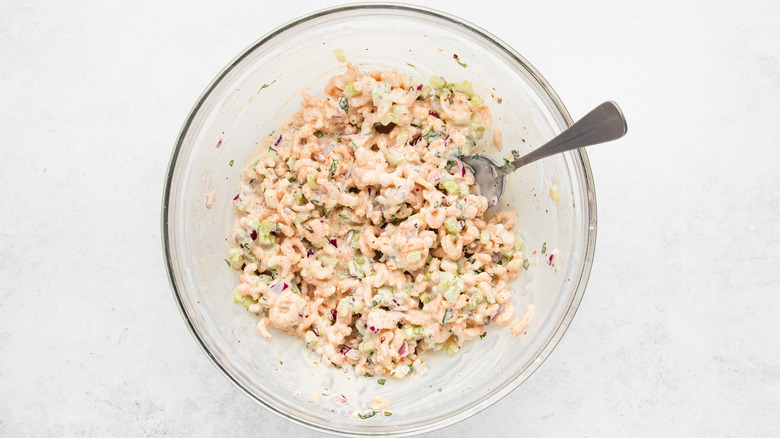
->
[162,3,596,436]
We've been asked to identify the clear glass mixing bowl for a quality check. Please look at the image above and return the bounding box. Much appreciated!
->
[162,4,596,436]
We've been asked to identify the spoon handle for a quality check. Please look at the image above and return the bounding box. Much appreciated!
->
[510,101,628,170]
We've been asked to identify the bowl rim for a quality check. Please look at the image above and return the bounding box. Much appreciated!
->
[161,2,597,436]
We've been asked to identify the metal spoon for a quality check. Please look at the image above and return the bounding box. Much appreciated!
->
[459,101,627,206]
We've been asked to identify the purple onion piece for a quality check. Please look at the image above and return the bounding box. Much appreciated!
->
[269,282,285,295]
[416,84,423,91]
[240,263,246,271]
[312,326,319,336]
[368,326,377,333]
[307,248,315,257]
[330,239,338,248]
[233,193,240,201]
[428,109,438,117]
[339,345,351,355]
[282,283,289,291]
[398,342,407,356]
[274,135,283,147]
[250,230,258,240]
[331,309,337,320]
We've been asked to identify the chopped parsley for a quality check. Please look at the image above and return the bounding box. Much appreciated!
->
[328,158,338,180]
[406,62,415,67]
[467,257,476,264]
[228,159,234,167]
[288,176,296,182]
[523,258,530,270]
[377,379,386,385]
[313,130,324,138]
[257,79,276,92]
[358,411,378,420]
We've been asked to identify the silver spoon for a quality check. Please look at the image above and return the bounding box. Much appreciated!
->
[459,101,627,206]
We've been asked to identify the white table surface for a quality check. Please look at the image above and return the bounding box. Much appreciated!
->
[2,1,778,436]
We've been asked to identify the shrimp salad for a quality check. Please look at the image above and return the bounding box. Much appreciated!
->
[227,64,533,378]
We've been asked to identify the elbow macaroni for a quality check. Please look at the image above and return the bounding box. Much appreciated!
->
[228,65,533,378]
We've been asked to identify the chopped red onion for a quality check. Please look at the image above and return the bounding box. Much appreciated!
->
[274,135,283,147]
[331,309,337,320]
[330,239,338,247]
[345,348,360,361]
[335,395,348,406]
[307,248,315,257]
[428,109,438,117]
[240,263,246,271]
[460,162,465,177]
[410,136,421,146]
[492,305,506,321]
[416,84,423,91]
[398,342,407,356]
[233,193,239,201]
[312,326,319,336]
[269,282,285,295]
[282,283,289,291]
[250,230,257,240]
[339,345,351,355]
[368,326,377,333]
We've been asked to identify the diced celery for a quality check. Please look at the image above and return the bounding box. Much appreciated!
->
[436,272,466,299]
[318,254,339,268]
[255,221,277,245]
[470,95,485,107]
[480,230,490,244]
[549,185,561,204]
[333,48,346,62]
[231,289,255,309]
[306,174,316,188]
[305,330,319,348]
[419,84,432,99]
[379,105,400,126]
[419,293,431,304]
[286,155,296,171]
[296,211,311,223]
[406,251,421,263]
[443,288,459,304]
[466,292,484,309]
[384,224,397,236]
[440,180,459,196]
[443,217,462,235]
[453,80,475,98]
[395,132,409,147]
[385,150,403,166]
[292,190,307,205]
[445,341,460,356]
[352,300,365,314]
[358,341,376,353]
[337,298,350,317]
[429,76,446,90]
[354,256,365,265]
[343,83,360,97]
[228,248,243,270]
[460,142,473,155]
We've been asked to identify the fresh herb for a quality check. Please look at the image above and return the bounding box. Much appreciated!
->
[358,411,378,420]
[474,268,483,274]
[336,137,342,143]
[437,387,443,392]
[423,130,439,141]
[224,259,230,267]
[541,242,547,254]
[288,176,296,182]
[242,242,251,250]
[467,257,476,264]
[456,202,464,210]
[434,152,441,158]
[229,159,234,167]
[479,332,486,339]
[456,60,468,68]
[339,96,349,113]
[279,361,283,365]
[377,379,386,385]
[406,62,415,67]
[502,158,516,173]
[257,79,276,92]
[523,259,530,270]
[442,308,451,324]
[328,158,339,180]
[384,412,392,417]
[338,214,349,221]
[511,150,521,160]
[371,299,380,307]
[314,130,324,138]
[434,201,440,208]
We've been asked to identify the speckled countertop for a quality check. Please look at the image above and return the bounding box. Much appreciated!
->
[1,1,778,436]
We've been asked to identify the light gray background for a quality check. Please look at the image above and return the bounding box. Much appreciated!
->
[1,0,778,436]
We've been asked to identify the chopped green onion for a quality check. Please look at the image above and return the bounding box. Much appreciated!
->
[343,83,360,97]
[339,96,349,113]
[419,293,431,304]
[313,130,324,138]
[511,150,521,160]
[228,159,234,167]
[377,379,386,385]
[358,411,378,420]
[541,242,547,254]
[523,259,530,270]
[328,159,338,180]
[469,95,485,107]
[384,412,392,417]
